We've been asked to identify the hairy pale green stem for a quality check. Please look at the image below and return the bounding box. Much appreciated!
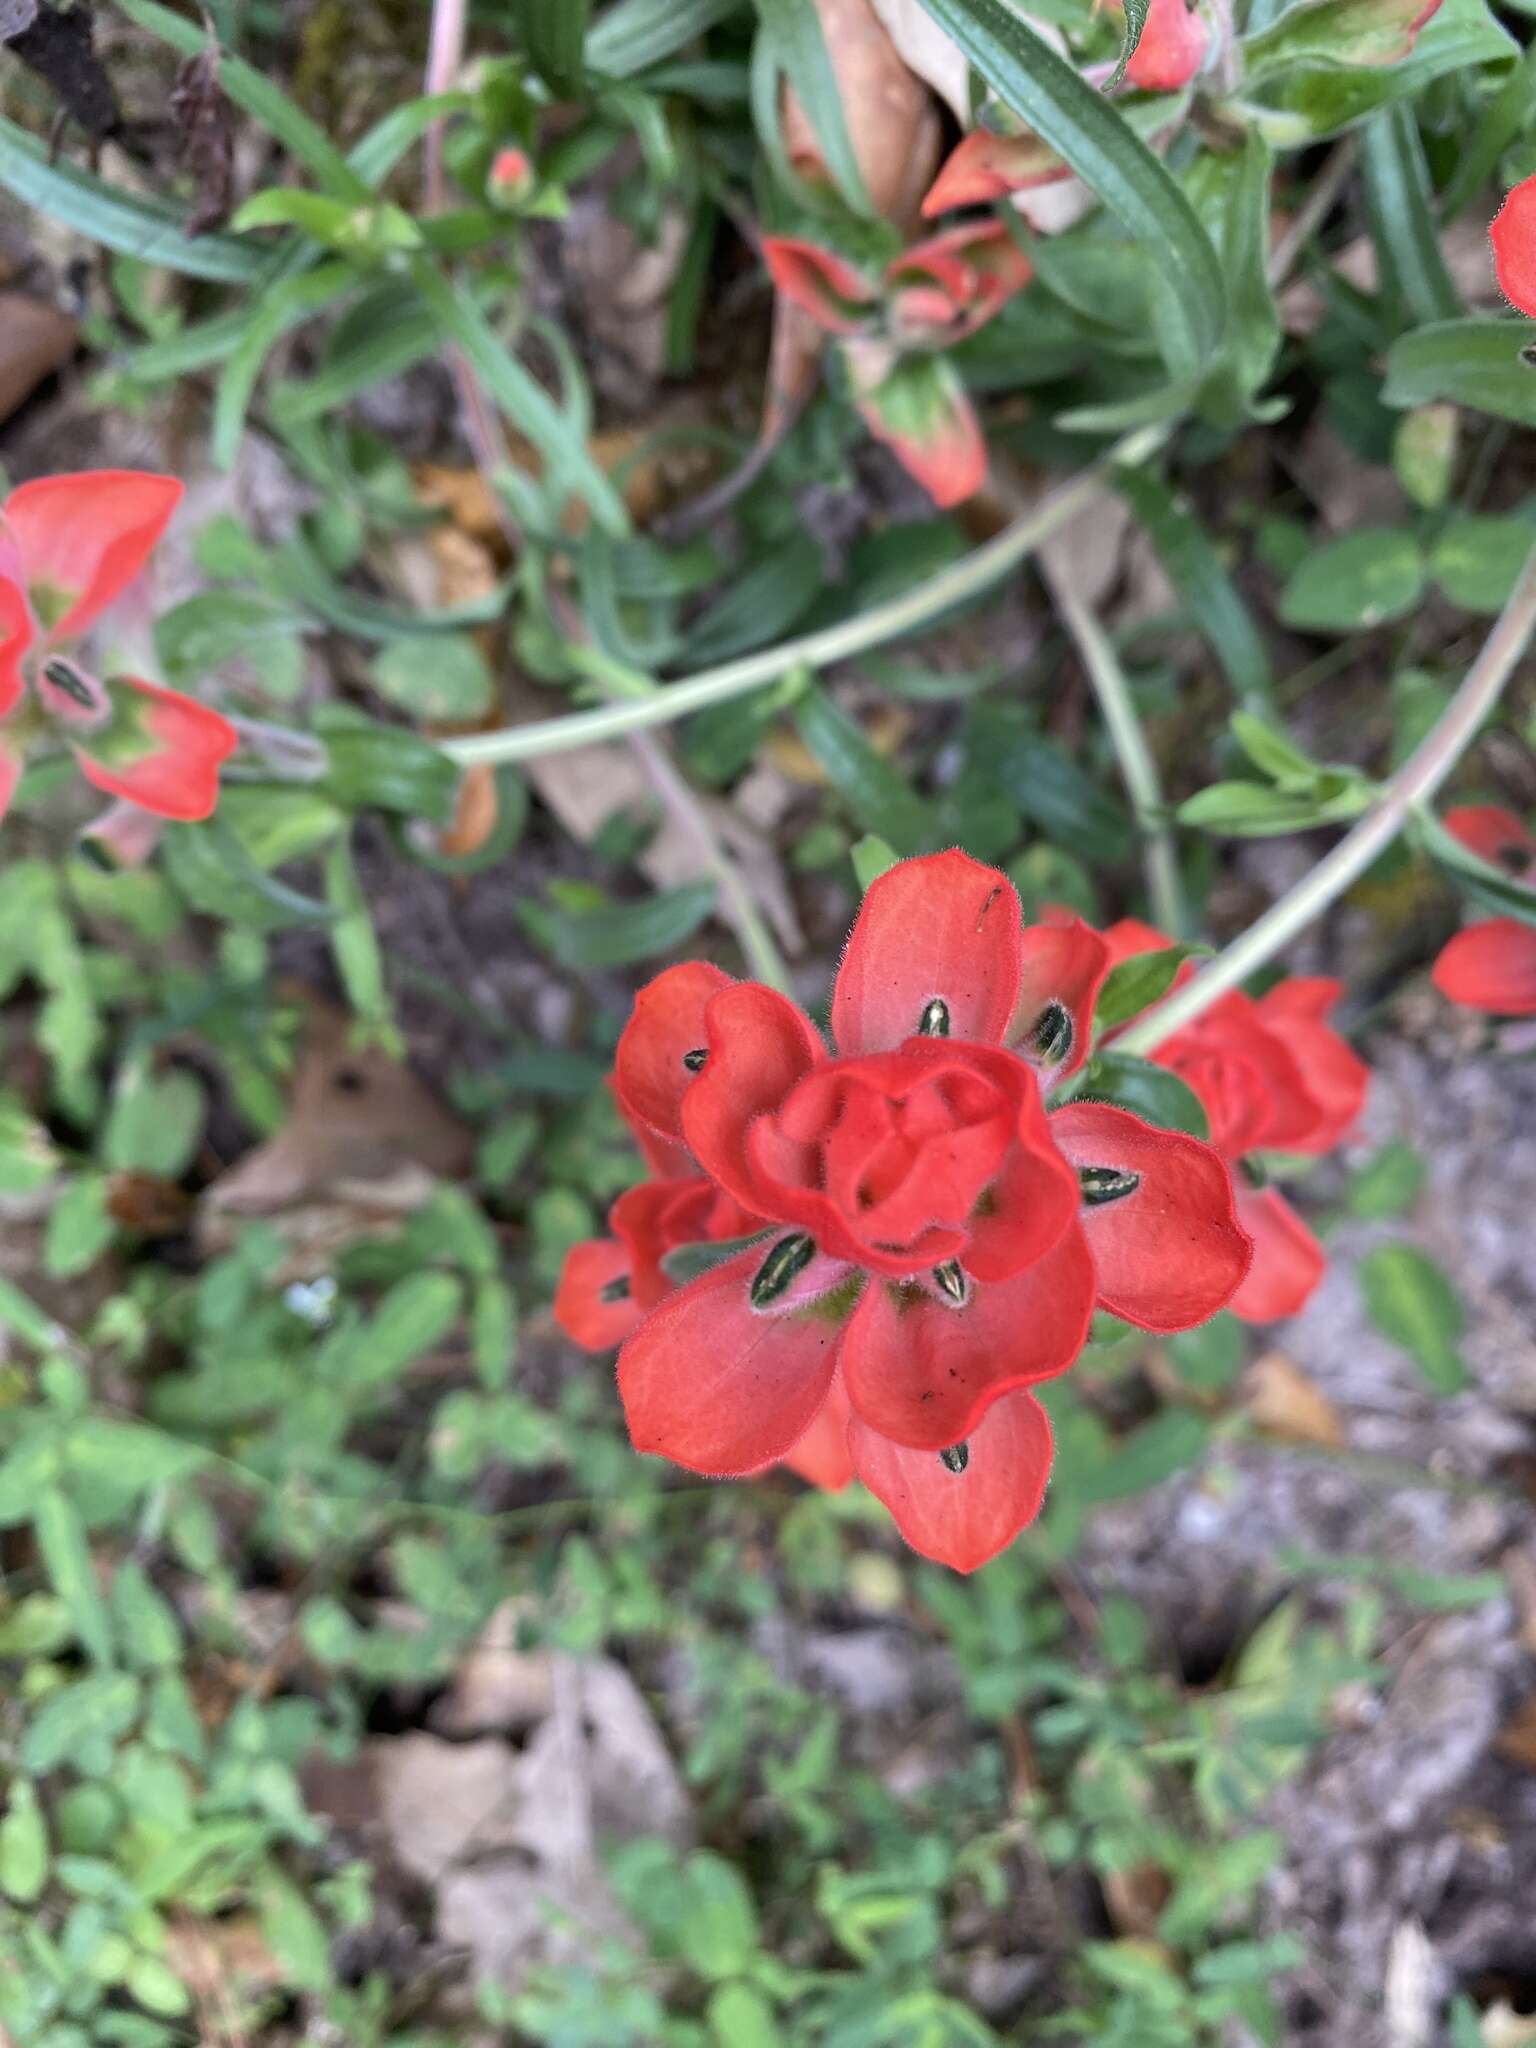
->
[442,423,1172,768]
[1116,543,1536,1055]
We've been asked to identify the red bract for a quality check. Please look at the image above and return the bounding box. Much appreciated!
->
[1491,176,1536,320]
[1102,922,1370,1323]
[1431,806,1536,1016]
[1124,0,1212,90]
[0,470,238,830]
[560,853,1252,1572]
[759,224,1033,508]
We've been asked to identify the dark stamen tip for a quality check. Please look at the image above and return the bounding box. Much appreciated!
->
[931,1259,967,1305]
[1078,1165,1141,1207]
[1031,1001,1073,1068]
[939,1441,970,1474]
[42,657,97,708]
[600,1275,632,1303]
[682,1047,708,1072]
[750,1232,816,1308]
[918,997,951,1038]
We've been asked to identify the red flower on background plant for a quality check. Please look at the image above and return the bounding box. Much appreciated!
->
[0,471,237,830]
[760,223,1032,507]
[1122,0,1213,90]
[1102,920,1370,1323]
[1431,806,1536,1016]
[558,853,1252,1572]
[1491,176,1536,320]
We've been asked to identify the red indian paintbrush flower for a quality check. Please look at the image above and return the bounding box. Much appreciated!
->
[0,470,237,829]
[1123,0,1213,90]
[760,224,1033,507]
[1431,807,1536,1016]
[1491,177,1536,320]
[558,853,1252,1572]
[1102,920,1370,1323]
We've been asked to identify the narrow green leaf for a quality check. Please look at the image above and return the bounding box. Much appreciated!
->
[793,684,933,854]
[1385,317,1536,426]
[851,834,901,892]
[1439,41,1536,221]
[210,260,357,471]
[160,818,338,932]
[915,0,1225,373]
[523,0,595,88]
[0,1782,49,1905]
[1359,1243,1468,1393]
[1116,468,1275,713]
[1094,943,1210,1032]
[0,115,265,282]
[755,0,872,214]
[36,1487,115,1668]
[406,257,628,536]
[1105,0,1150,91]
[1360,106,1460,328]
[587,0,743,75]
[522,880,720,968]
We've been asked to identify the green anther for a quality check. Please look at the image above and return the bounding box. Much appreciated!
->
[918,997,950,1037]
[939,1442,970,1474]
[682,1047,708,1072]
[600,1275,632,1303]
[1078,1165,1141,1206]
[1241,1156,1269,1190]
[1031,1001,1073,1067]
[750,1233,816,1308]
[932,1259,967,1305]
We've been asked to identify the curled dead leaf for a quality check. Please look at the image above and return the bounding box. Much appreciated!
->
[1242,1350,1345,1448]
[782,0,942,231]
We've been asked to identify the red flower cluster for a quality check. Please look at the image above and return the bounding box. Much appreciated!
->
[0,471,237,831]
[1492,176,1536,319]
[762,224,1033,507]
[1431,807,1536,1016]
[559,853,1253,1572]
[1101,922,1369,1322]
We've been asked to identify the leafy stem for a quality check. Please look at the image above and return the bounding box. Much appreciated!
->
[441,422,1173,768]
[1116,542,1536,1054]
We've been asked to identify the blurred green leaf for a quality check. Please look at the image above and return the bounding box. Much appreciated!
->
[1278,529,1426,632]
[1344,1141,1425,1220]
[522,880,718,968]
[1079,1053,1210,1139]
[1384,318,1536,427]
[1094,943,1210,1032]
[1358,1243,1468,1393]
[1360,105,1461,327]
[793,684,933,855]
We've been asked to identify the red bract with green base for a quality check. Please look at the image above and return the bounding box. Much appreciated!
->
[559,852,1252,1572]
[0,470,238,830]
[1431,807,1536,1016]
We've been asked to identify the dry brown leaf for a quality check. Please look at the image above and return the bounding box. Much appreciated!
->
[1494,1693,1536,1771]
[1102,1862,1173,1940]
[867,0,970,121]
[198,989,472,1275]
[412,461,508,543]
[0,291,77,425]
[1243,1350,1345,1447]
[782,0,942,230]
[164,1913,286,2046]
[1502,1547,1536,1656]
[431,1600,555,1737]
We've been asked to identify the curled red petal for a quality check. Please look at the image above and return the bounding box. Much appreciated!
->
[922,128,1070,217]
[1049,1099,1252,1331]
[1124,0,1211,90]
[1431,918,1536,1016]
[1443,803,1536,876]
[850,1384,1054,1572]
[1011,916,1112,1080]
[840,1222,1094,1450]
[0,547,33,718]
[853,361,988,509]
[682,981,827,1216]
[73,676,238,822]
[781,1371,855,1490]
[617,1246,844,1476]
[1491,175,1536,320]
[833,849,1023,1057]
[1254,978,1369,1152]
[1228,1186,1326,1323]
[554,1238,644,1352]
[761,237,879,337]
[960,1067,1080,1282]
[614,961,735,1141]
[4,471,181,643]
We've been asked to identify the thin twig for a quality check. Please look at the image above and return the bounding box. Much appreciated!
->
[1266,137,1358,289]
[442,421,1174,768]
[1116,543,1536,1054]
[1041,548,1188,938]
[423,0,467,212]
